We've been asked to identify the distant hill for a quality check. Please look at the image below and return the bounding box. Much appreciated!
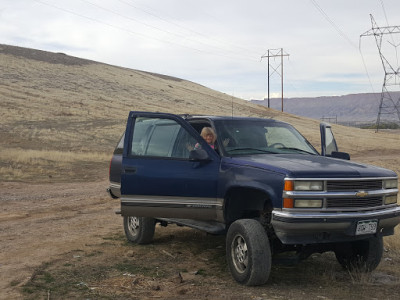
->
[251,92,400,125]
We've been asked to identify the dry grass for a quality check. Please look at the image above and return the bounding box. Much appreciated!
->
[0,48,278,182]
[0,148,109,164]
[2,47,400,181]
[0,148,109,182]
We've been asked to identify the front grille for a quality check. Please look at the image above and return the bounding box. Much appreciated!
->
[326,180,382,191]
[326,197,383,209]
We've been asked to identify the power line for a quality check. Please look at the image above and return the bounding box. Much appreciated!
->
[310,0,358,50]
[379,0,400,67]
[80,0,257,62]
[117,0,263,59]
[33,0,258,63]
[310,0,382,98]
[380,0,391,27]
[358,45,379,95]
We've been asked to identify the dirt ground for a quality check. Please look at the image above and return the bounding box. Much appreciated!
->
[0,180,119,299]
[1,177,400,300]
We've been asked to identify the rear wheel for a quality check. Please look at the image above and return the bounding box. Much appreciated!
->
[226,219,271,286]
[123,216,155,244]
[334,235,383,272]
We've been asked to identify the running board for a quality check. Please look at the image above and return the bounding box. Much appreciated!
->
[158,218,226,235]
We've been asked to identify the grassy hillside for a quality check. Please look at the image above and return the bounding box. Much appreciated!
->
[1,44,400,182]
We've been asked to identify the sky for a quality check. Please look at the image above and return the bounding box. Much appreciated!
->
[1,0,400,100]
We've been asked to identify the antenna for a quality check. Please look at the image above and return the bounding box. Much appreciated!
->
[360,14,400,131]
[231,93,234,118]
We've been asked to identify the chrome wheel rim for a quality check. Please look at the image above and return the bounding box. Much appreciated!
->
[127,217,140,237]
[231,234,248,273]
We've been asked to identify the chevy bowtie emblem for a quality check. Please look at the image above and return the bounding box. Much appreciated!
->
[356,191,369,198]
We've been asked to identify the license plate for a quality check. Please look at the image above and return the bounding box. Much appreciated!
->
[356,220,378,235]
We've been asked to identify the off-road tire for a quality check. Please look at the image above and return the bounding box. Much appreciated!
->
[226,219,271,286]
[334,235,383,272]
[123,216,155,244]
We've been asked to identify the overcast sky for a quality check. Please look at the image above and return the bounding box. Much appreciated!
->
[1,0,400,99]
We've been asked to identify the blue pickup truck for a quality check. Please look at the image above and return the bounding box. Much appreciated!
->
[108,111,400,286]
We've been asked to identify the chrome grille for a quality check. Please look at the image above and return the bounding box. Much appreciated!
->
[326,197,383,209]
[326,180,382,191]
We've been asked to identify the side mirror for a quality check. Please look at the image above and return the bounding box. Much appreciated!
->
[189,149,211,161]
[331,151,350,160]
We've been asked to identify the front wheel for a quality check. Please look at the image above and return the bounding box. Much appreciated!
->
[334,235,383,272]
[226,219,271,286]
[123,216,155,244]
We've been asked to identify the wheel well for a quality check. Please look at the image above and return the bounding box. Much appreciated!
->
[224,187,272,225]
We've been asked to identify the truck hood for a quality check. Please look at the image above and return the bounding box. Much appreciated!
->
[224,154,396,178]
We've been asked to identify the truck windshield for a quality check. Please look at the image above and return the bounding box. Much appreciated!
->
[214,119,318,156]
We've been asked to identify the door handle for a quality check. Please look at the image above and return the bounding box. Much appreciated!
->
[124,167,137,174]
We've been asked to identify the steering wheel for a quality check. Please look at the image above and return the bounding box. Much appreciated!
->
[270,143,285,149]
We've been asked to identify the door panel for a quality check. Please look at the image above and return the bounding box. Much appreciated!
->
[121,112,221,220]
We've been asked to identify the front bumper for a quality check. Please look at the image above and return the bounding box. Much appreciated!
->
[271,206,400,244]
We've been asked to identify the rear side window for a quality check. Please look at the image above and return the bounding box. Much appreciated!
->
[146,122,180,156]
[113,132,125,155]
[130,117,197,159]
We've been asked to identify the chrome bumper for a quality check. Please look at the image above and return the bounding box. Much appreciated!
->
[271,206,400,244]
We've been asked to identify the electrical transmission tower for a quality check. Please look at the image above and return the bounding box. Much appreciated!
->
[361,14,400,130]
[261,48,289,112]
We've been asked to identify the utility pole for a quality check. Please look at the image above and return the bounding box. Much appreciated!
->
[360,14,400,131]
[261,48,289,112]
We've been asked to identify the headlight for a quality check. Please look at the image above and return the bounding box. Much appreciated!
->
[294,199,323,208]
[385,195,398,205]
[293,181,324,191]
[384,179,398,189]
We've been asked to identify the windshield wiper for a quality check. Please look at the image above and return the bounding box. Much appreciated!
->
[277,147,317,155]
[227,148,276,154]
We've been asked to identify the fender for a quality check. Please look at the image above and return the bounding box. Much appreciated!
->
[219,158,286,209]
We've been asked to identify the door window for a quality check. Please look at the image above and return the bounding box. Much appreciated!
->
[323,126,338,156]
[130,117,197,159]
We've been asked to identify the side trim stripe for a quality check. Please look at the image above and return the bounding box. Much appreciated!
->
[121,195,224,209]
